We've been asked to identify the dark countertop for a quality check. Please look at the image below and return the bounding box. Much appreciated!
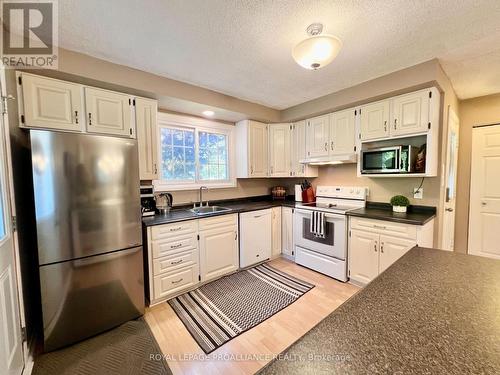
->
[142,197,296,226]
[260,247,500,375]
[347,202,436,225]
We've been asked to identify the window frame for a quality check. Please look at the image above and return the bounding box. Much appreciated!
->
[153,112,236,191]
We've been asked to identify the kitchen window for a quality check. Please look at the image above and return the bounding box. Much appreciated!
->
[154,113,235,191]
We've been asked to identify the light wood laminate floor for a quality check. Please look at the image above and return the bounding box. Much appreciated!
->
[144,257,360,375]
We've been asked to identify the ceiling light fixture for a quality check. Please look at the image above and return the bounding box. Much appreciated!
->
[202,110,215,117]
[292,23,342,70]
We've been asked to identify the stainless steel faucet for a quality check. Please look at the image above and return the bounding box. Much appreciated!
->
[198,186,209,207]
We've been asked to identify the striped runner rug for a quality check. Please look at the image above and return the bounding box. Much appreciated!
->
[168,263,314,353]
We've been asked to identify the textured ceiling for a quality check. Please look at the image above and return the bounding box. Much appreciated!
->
[59,0,500,109]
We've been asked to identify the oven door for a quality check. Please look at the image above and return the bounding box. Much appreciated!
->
[294,209,347,260]
[361,146,402,174]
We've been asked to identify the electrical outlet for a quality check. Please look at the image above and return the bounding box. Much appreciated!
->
[413,187,423,199]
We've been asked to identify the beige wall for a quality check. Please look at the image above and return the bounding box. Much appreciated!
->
[168,179,278,206]
[455,94,500,253]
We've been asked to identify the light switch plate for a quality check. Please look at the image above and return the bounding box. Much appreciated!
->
[413,187,423,199]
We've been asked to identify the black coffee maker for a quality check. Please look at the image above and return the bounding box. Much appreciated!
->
[140,185,156,217]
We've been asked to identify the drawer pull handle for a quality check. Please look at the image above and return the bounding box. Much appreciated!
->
[170,259,183,265]
[170,243,182,249]
[171,278,183,284]
[373,225,387,230]
[169,227,182,232]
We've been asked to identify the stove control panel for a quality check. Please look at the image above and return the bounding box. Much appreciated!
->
[316,186,369,200]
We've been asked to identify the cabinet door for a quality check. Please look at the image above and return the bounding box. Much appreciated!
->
[269,124,291,177]
[281,207,294,258]
[379,235,415,274]
[20,73,83,131]
[249,121,268,177]
[291,121,307,177]
[330,108,355,155]
[85,87,133,137]
[306,115,329,158]
[136,98,158,180]
[200,226,239,282]
[239,210,272,267]
[360,100,390,141]
[391,90,430,136]
[349,230,379,284]
[271,207,282,257]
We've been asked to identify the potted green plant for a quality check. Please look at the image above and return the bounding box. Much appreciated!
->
[390,195,410,213]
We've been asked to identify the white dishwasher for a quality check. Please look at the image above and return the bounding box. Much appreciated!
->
[239,209,272,268]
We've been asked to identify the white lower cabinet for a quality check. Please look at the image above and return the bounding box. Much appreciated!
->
[271,207,282,257]
[239,209,272,268]
[348,216,434,285]
[281,207,294,258]
[199,215,239,282]
[349,230,379,284]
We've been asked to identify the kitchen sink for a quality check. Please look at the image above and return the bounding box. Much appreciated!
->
[190,206,232,215]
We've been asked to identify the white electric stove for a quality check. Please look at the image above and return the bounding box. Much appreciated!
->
[294,186,368,281]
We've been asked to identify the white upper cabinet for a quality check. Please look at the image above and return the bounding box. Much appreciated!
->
[136,98,159,180]
[18,73,84,132]
[269,123,291,177]
[360,99,390,141]
[391,90,430,136]
[288,121,318,177]
[329,108,356,155]
[85,87,134,138]
[306,115,330,158]
[236,120,269,178]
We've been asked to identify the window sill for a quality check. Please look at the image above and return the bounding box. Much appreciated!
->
[153,180,237,192]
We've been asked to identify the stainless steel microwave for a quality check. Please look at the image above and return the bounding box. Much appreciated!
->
[361,145,419,174]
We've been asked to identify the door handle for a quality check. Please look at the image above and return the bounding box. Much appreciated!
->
[445,208,454,212]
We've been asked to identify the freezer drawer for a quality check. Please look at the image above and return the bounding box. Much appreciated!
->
[39,246,145,352]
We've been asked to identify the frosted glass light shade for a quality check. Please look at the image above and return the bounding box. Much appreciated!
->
[292,35,342,70]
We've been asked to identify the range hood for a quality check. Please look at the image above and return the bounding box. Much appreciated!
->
[301,153,357,165]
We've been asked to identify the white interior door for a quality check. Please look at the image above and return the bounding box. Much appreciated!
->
[468,124,500,259]
[0,73,24,375]
[441,108,460,251]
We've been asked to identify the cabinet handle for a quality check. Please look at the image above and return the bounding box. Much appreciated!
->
[324,142,328,151]
[171,278,183,284]
[170,259,183,265]
[154,163,158,174]
[331,141,334,150]
[88,112,92,125]
[74,110,79,124]
[380,242,384,253]
[270,166,274,174]
[302,165,305,173]
[170,243,182,249]
[235,231,238,240]
[394,119,397,130]
[374,242,378,252]
[251,166,254,174]
[384,120,387,131]
[169,227,182,232]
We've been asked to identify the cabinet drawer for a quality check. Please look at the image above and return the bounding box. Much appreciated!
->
[349,217,417,240]
[151,235,198,259]
[153,249,198,276]
[199,213,237,232]
[153,264,199,300]
[151,220,197,241]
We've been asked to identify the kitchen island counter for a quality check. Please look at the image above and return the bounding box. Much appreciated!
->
[260,247,500,374]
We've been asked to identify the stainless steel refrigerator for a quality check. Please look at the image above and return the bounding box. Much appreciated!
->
[30,130,144,352]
